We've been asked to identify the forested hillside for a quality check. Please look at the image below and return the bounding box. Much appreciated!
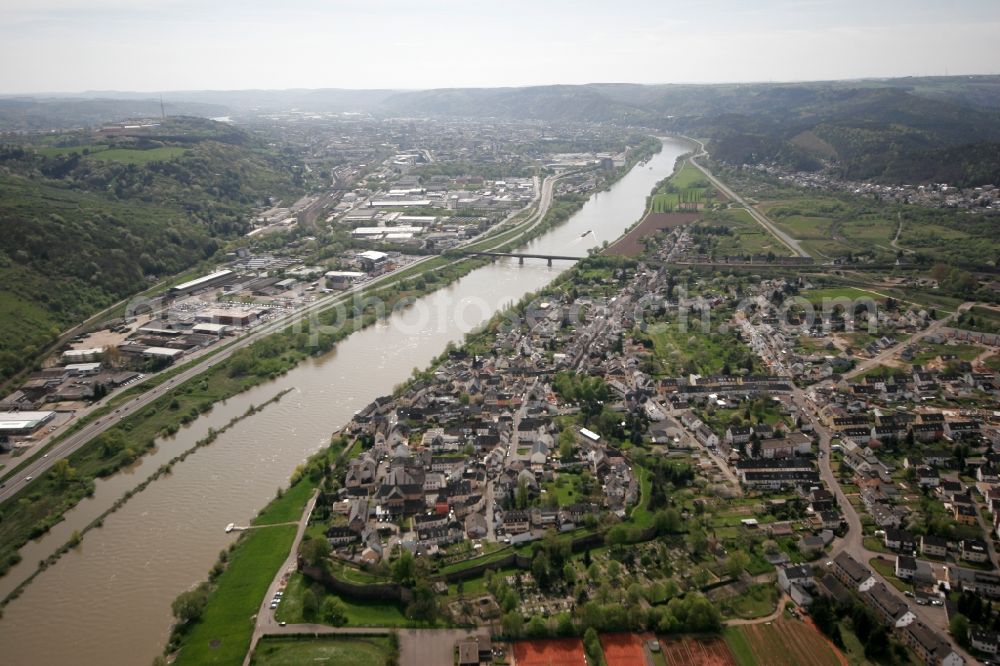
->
[680,86,1000,184]
[0,117,304,380]
[5,76,1000,186]
[378,78,1000,185]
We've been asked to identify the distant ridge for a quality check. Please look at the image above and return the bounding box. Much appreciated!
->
[4,76,1000,185]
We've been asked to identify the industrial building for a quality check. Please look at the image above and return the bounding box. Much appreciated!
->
[0,410,56,437]
[325,271,366,290]
[356,250,389,271]
[369,199,431,208]
[143,347,185,361]
[351,226,424,240]
[61,348,103,363]
[194,308,263,327]
[64,362,101,376]
[192,323,229,336]
[169,270,235,296]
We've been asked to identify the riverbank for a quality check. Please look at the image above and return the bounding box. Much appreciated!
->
[168,477,318,665]
[164,254,693,666]
[0,388,294,614]
[0,137,689,666]
[0,138,662,588]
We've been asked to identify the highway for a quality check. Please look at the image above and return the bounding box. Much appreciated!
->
[0,169,565,504]
[684,137,810,259]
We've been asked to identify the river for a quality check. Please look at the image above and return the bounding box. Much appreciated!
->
[0,137,689,666]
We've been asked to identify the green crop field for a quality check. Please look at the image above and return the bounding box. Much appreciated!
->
[650,161,716,213]
[250,635,393,666]
[695,208,793,256]
[36,144,187,163]
[275,573,412,627]
[90,147,188,163]
[751,185,1000,268]
[800,287,884,303]
[36,144,108,157]
[672,161,711,188]
[723,626,756,666]
[759,197,900,260]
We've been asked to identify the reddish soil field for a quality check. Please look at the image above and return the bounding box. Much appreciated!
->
[659,636,738,666]
[737,620,845,666]
[512,638,587,666]
[604,212,700,256]
[599,633,647,666]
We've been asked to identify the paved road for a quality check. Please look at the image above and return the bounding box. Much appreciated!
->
[243,489,319,666]
[840,304,969,381]
[0,170,570,504]
[485,477,497,543]
[662,399,742,492]
[792,383,978,663]
[684,138,809,258]
[738,299,979,658]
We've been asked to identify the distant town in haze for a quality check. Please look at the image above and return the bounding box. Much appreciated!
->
[2,2,1000,666]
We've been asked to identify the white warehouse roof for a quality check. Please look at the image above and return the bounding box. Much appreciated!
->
[171,270,234,292]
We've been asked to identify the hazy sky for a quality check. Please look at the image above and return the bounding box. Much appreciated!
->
[2,0,999,93]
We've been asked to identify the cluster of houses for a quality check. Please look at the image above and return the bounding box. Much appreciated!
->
[747,163,1000,213]
[829,552,965,666]
[666,382,830,498]
[844,358,1000,406]
[824,399,1000,531]
[324,268,677,564]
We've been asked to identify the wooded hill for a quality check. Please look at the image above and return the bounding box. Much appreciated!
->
[9,76,1000,186]
[0,117,304,380]
[382,79,1000,186]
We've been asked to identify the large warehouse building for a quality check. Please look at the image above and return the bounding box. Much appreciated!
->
[169,270,235,296]
[0,411,56,437]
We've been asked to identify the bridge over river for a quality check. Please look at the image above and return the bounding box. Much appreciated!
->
[447,250,585,265]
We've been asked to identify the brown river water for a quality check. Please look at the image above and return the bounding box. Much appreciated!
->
[0,137,688,665]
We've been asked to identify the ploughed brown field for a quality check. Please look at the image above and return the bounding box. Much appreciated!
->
[511,637,586,666]
[659,635,738,666]
[604,212,699,256]
[600,633,647,666]
[734,620,846,666]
